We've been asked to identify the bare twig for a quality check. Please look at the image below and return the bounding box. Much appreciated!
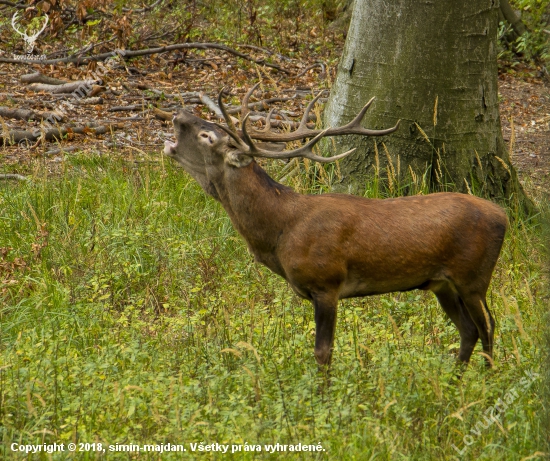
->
[237,44,294,62]
[0,173,29,181]
[122,0,163,12]
[199,92,224,118]
[44,146,80,156]
[108,104,145,112]
[0,43,293,74]
[0,0,26,8]
[73,96,104,105]
[20,72,68,85]
[295,62,327,79]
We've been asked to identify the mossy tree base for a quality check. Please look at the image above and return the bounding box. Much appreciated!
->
[324,0,531,213]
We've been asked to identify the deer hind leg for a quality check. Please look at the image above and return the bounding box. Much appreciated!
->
[312,292,339,366]
[433,283,479,364]
[456,290,495,368]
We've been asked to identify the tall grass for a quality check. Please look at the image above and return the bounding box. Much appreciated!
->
[0,152,546,459]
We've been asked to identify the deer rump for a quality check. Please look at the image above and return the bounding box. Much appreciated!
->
[164,86,508,368]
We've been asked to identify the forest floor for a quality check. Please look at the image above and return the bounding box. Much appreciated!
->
[0,54,548,202]
[498,68,550,199]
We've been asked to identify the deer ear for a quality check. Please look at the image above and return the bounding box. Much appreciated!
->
[225,151,253,168]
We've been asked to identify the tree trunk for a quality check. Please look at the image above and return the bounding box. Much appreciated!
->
[324,0,529,211]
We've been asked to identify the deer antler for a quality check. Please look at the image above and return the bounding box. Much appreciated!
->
[11,13,48,41]
[238,85,400,143]
[29,14,49,41]
[11,13,27,38]
[215,89,356,163]
[215,87,400,163]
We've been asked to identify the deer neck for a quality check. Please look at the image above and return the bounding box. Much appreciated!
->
[208,160,299,274]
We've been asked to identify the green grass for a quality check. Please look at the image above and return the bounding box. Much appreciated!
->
[0,153,547,460]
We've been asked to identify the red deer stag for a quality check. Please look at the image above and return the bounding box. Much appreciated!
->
[164,85,508,368]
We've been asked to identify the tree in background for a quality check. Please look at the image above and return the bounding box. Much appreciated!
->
[324,0,530,210]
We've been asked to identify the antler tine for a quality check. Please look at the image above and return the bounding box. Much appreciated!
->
[242,116,354,163]
[331,97,401,136]
[258,108,276,133]
[11,13,26,36]
[241,82,261,121]
[297,91,324,132]
[33,14,49,38]
[215,121,251,153]
[306,147,356,163]
[247,125,328,159]
[247,96,399,142]
[240,112,261,151]
[346,96,375,128]
[217,88,237,133]
[215,88,398,164]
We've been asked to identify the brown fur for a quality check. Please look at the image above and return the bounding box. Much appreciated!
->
[165,109,508,367]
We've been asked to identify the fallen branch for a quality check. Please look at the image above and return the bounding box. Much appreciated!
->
[248,115,314,130]
[128,83,203,101]
[152,107,172,121]
[0,107,37,121]
[0,94,56,110]
[0,173,29,181]
[0,106,64,122]
[113,116,147,122]
[199,92,224,118]
[0,43,293,73]
[20,72,67,85]
[44,146,80,156]
[0,0,26,8]
[109,104,146,112]
[27,80,100,94]
[73,96,104,105]
[1,123,123,145]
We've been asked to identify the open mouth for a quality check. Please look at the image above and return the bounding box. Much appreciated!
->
[164,140,176,156]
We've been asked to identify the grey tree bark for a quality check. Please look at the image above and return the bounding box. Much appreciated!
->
[324,0,528,209]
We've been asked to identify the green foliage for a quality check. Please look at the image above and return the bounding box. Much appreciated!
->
[0,154,546,459]
[501,0,550,65]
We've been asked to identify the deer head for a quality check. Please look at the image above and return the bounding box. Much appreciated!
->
[11,12,49,55]
[164,85,399,182]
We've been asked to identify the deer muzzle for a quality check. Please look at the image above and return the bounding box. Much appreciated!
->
[164,140,176,157]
